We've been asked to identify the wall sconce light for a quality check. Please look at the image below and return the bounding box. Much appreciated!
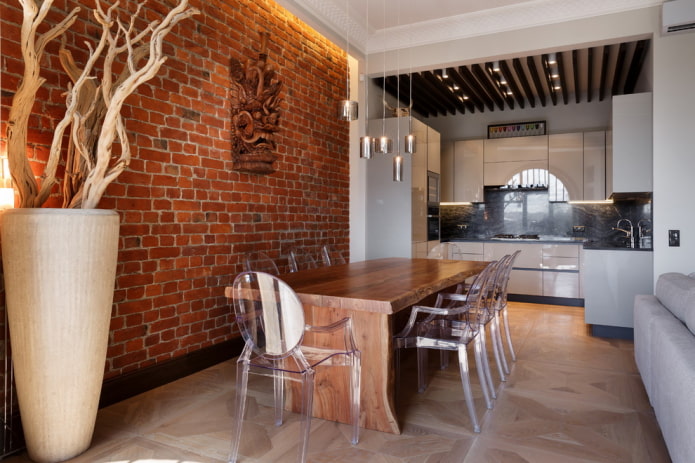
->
[0,155,15,209]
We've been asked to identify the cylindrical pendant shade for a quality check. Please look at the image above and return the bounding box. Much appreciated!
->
[393,155,404,182]
[375,136,393,154]
[338,99,359,121]
[404,134,416,154]
[360,136,375,159]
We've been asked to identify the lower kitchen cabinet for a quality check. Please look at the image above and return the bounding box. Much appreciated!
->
[583,249,653,332]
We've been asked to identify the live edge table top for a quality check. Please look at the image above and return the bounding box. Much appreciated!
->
[277,257,489,314]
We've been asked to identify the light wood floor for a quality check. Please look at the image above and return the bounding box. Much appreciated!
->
[5,302,671,462]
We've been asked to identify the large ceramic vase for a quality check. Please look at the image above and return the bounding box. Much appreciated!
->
[1,208,119,463]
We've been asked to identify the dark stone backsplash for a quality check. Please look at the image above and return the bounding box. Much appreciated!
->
[441,189,652,249]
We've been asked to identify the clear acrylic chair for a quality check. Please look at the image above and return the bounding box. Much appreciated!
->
[229,271,361,463]
[242,251,279,275]
[426,242,452,259]
[393,261,498,433]
[439,255,513,384]
[321,244,347,266]
[494,250,520,363]
[288,247,319,272]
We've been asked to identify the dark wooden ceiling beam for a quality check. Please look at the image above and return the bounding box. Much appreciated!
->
[380,75,433,118]
[417,72,458,115]
[527,56,547,107]
[513,58,535,108]
[611,42,628,96]
[599,45,610,101]
[458,66,495,111]
[587,47,595,103]
[556,51,569,105]
[400,75,439,117]
[499,60,525,109]
[624,39,649,94]
[572,50,580,103]
[423,71,468,115]
[484,62,515,110]
[447,67,483,112]
[471,64,506,111]
[542,53,558,105]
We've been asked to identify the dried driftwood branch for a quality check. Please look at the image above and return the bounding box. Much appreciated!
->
[6,0,80,208]
[6,0,199,209]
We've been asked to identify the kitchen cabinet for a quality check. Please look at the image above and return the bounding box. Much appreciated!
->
[483,135,548,186]
[366,117,439,259]
[608,92,652,195]
[440,141,454,202]
[548,133,583,201]
[454,140,484,203]
[482,241,581,298]
[583,131,606,200]
[548,131,606,202]
[583,249,653,331]
[427,127,441,174]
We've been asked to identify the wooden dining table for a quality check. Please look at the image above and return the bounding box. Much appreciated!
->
[226,257,488,434]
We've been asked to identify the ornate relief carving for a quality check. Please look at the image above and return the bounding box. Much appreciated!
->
[230,33,283,174]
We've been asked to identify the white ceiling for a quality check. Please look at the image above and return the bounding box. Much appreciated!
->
[277,0,664,54]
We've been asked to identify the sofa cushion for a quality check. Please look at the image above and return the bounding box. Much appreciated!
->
[655,273,695,326]
[634,294,671,402]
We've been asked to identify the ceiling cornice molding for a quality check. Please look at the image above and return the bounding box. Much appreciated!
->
[282,0,663,55]
[372,0,663,53]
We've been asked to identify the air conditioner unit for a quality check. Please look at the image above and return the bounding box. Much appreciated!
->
[662,0,695,34]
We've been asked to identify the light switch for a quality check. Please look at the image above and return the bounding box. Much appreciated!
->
[669,229,680,247]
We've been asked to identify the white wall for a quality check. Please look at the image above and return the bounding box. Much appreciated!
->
[652,31,695,278]
[427,99,612,141]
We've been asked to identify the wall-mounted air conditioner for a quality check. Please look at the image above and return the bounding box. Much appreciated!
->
[662,0,695,34]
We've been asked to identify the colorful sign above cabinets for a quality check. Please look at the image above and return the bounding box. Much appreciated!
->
[488,120,546,139]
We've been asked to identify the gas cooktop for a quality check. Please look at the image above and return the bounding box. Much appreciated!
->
[491,234,540,240]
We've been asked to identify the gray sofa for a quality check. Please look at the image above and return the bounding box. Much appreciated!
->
[634,272,695,463]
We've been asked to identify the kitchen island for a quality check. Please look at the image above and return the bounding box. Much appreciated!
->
[225,257,488,434]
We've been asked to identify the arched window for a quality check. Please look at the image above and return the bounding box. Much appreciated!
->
[506,168,570,202]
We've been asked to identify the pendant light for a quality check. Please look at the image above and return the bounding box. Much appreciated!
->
[359,0,373,158]
[375,0,392,154]
[338,0,358,121]
[404,24,415,154]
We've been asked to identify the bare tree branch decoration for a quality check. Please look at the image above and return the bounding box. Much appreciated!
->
[5,0,199,209]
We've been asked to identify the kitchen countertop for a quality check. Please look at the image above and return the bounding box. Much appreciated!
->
[445,236,653,251]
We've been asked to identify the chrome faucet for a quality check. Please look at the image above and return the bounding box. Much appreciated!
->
[613,218,634,248]
[638,219,652,248]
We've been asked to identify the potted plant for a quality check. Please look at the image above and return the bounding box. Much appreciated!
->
[0,1,198,461]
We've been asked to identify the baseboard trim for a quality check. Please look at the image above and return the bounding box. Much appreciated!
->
[508,294,584,307]
[99,337,245,408]
[590,324,634,340]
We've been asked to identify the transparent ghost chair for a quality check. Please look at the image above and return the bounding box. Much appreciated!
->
[321,244,347,266]
[393,261,498,433]
[437,254,514,385]
[288,247,319,272]
[242,251,279,275]
[426,242,453,259]
[229,271,361,463]
[494,250,521,364]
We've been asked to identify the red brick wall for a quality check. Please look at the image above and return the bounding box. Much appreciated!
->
[0,0,349,378]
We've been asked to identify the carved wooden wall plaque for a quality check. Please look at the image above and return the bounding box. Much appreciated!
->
[230,33,283,174]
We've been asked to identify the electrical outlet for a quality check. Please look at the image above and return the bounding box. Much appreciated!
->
[669,229,680,247]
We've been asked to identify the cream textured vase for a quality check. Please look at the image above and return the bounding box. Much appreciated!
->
[1,208,119,463]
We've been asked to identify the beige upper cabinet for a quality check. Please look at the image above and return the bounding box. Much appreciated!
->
[427,127,441,174]
[483,135,548,185]
[454,139,484,202]
[549,133,583,201]
[609,92,653,195]
[583,131,606,200]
